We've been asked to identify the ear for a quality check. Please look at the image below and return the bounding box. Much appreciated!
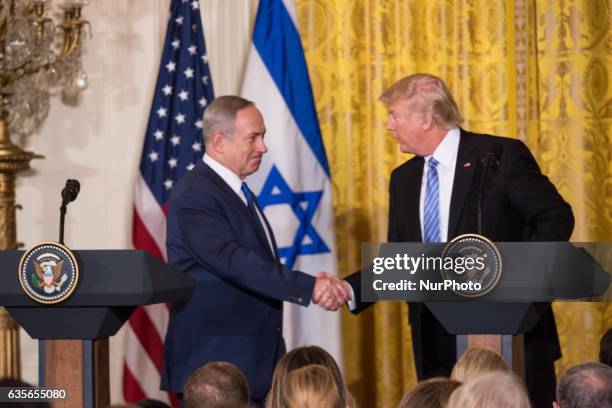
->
[209,131,225,153]
[421,113,435,131]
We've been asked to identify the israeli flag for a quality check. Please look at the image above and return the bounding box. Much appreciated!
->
[241,0,341,365]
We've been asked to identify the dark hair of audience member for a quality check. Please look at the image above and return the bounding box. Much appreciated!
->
[600,328,612,367]
[194,403,249,408]
[105,405,138,408]
[183,361,250,408]
[135,399,171,408]
[397,377,461,408]
[281,364,344,408]
[555,362,612,408]
[265,346,349,408]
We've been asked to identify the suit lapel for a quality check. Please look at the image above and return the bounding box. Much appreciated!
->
[200,163,276,261]
[253,196,279,261]
[401,157,424,242]
[448,130,478,239]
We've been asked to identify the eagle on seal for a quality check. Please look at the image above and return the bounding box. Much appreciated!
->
[34,260,66,294]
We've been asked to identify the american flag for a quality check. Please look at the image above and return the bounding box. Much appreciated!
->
[124,0,214,405]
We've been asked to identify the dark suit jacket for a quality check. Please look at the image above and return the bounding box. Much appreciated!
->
[346,129,574,374]
[160,162,316,399]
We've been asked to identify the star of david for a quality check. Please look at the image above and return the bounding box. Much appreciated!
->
[257,166,330,269]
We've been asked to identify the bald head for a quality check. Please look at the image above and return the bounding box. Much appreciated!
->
[556,363,612,408]
[183,362,250,408]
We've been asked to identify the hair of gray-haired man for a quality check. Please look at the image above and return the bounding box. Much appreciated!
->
[202,95,255,145]
[183,361,250,408]
[379,73,462,130]
[556,362,612,408]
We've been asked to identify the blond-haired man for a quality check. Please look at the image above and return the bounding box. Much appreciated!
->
[345,74,574,407]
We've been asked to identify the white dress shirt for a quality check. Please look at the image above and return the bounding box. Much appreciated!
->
[419,128,460,242]
[348,128,461,310]
[203,153,276,257]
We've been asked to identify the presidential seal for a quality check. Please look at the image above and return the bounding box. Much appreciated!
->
[440,234,502,298]
[18,242,79,304]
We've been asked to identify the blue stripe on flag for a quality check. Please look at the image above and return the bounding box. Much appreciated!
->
[252,0,330,176]
[138,0,214,205]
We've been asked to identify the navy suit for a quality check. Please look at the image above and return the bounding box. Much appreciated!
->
[346,129,574,408]
[161,161,315,400]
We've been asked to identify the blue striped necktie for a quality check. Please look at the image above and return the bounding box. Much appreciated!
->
[423,157,441,243]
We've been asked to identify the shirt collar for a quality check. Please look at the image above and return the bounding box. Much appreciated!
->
[426,127,460,168]
[203,153,243,196]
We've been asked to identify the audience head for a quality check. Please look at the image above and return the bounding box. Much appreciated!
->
[554,362,612,408]
[105,405,139,408]
[135,399,171,408]
[266,346,347,408]
[281,364,344,408]
[447,371,531,408]
[600,328,612,367]
[183,361,250,408]
[397,377,461,408]
[450,347,510,383]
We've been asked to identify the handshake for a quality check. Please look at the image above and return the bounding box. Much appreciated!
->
[312,272,352,311]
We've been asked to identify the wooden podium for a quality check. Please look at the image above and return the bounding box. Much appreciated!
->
[0,250,194,408]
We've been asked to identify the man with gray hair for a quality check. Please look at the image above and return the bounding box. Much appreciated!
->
[161,96,350,406]
[183,362,249,408]
[344,73,574,407]
[554,363,612,408]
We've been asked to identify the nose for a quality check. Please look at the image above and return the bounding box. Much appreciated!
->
[257,138,268,154]
[386,116,395,131]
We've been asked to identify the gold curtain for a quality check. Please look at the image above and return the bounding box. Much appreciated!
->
[296,0,611,407]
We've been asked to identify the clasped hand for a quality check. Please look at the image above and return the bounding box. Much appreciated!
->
[312,272,352,311]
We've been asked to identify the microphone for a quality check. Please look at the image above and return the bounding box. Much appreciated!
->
[59,179,80,245]
[477,148,501,235]
[61,179,80,207]
[481,151,500,169]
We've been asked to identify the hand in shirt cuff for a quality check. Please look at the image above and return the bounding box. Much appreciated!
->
[347,284,356,311]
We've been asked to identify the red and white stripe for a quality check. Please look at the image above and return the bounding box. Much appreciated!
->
[123,176,178,407]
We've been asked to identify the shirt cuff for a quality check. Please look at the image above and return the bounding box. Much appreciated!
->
[347,283,357,311]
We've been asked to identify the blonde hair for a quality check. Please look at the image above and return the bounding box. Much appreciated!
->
[266,346,348,408]
[447,371,531,408]
[397,377,461,408]
[379,73,461,129]
[451,348,510,383]
[281,365,344,408]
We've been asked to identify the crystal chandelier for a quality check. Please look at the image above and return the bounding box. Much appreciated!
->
[0,0,90,137]
[0,0,90,380]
